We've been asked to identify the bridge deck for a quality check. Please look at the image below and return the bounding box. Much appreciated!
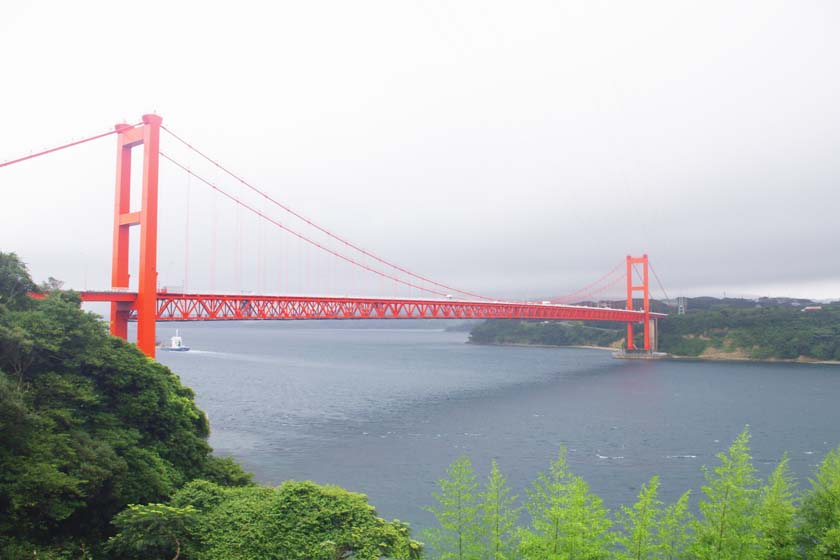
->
[80,291,665,322]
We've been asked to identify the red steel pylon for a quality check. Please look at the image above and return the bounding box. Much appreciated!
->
[625,254,651,352]
[110,114,162,358]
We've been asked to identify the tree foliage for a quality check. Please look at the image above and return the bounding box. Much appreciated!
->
[470,298,840,361]
[470,320,623,349]
[759,453,799,560]
[107,503,198,560]
[658,304,840,360]
[0,252,38,310]
[657,490,694,560]
[477,459,520,560]
[423,434,840,560]
[615,476,663,560]
[424,455,481,559]
[7,252,840,559]
[0,251,239,554]
[799,445,840,559]
[693,427,761,560]
[170,479,422,560]
[519,448,613,559]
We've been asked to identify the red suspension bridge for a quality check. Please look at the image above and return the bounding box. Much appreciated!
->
[3,114,666,358]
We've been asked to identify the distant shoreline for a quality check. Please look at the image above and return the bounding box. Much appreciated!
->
[467,341,616,352]
[666,354,840,366]
[469,341,840,365]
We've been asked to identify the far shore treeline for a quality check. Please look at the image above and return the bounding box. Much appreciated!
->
[469,297,840,362]
[2,250,840,559]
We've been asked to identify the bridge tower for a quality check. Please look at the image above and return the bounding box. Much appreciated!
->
[625,254,651,352]
[110,114,162,358]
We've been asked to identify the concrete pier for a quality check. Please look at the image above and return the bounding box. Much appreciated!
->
[613,351,670,360]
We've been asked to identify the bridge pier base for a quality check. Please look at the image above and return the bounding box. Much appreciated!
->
[650,317,658,353]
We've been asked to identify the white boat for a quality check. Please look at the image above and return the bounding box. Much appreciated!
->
[161,330,190,352]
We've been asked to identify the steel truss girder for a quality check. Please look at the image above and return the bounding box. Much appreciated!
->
[81,292,664,323]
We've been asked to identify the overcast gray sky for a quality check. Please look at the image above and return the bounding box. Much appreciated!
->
[1,1,838,301]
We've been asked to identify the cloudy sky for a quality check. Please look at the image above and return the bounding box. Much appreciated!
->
[1,1,838,301]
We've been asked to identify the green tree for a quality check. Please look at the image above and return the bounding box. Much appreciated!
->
[519,448,613,559]
[692,427,761,560]
[0,251,236,550]
[200,455,254,487]
[107,503,198,560]
[175,480,421,560]
[170,479,229,512]
[425,455,481,560]
[656,490,693,560]
[615,476,663,560]
[758,453,798,560]
[477,459,520,559]
[799,445,840,559]
[0,252,38,310]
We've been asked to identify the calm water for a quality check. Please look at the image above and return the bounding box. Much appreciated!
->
[155,321,840,529]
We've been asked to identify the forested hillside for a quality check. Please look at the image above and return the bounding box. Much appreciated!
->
[469,298,840,361]
[469,319,624,348]
[0,252,420,559]
[660,304,840,360]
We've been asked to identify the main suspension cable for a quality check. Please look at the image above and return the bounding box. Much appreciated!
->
[550,261,624,303]
[160,124,497,301]
[161,152,455,299]
[577,272,626,300]
[649,261,671,303]
[0,124,140,169]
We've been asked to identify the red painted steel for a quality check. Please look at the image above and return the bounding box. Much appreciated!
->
[0,126,130,169]
[9,115,668,359]
[110,115,162,358]
[625,254,651,351]
[111,123,133,341]
[80,291,664,323]
[95,114,665,357]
